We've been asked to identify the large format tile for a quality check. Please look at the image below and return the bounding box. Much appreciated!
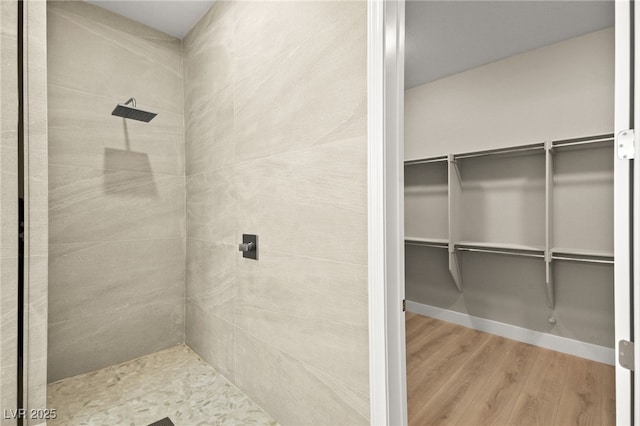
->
[23,254,48,421]
[186,238,235,322]
[0,146,17,259]
[235,329,369,426]
[185,85,234,175]
[236,250,369,395]
[186,166,235,245]
[1,34,18,147]
[235,137,367,265]
[47,3,183,115]
[49,165,185,244]
[186,301,236,381]
[48,290,184,383]
[1,0,18,38]
[233,1,366,162]
[183,1,233,113]
[49,239,185,324]
[1,257,18,422]
[26,147,49,257]
[48,84,184,176]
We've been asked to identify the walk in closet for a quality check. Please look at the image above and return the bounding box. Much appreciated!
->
[404,2,616,424]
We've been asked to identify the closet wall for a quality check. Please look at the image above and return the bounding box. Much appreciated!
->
[405,28,615,352]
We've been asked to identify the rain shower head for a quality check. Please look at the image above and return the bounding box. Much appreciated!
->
[111,98,157,122]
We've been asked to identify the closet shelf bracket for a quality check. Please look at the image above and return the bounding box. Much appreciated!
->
[616,129,635,160]
[544,251,554,309]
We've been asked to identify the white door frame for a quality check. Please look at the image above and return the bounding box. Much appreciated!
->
[370,1,635,425]
[367,0,407,425]
[616,1,634,424]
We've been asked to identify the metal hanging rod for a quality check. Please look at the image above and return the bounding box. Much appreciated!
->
[456,247,545,259]
[404,156,448,166]
[454,143,545,160]
[552,133,614,146]
[405,242,449,249]
[552,137,614,150]
[551,255,614,265]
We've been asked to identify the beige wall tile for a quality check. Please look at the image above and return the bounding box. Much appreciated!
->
[47,3,183,114]
[1,34,18,148]
[233,1,366,162]
[236,250,369,395]
[23,254,48,421]
[48,289,184,383]
[185,86,234,176]
[48,85,184,176]
[186,166,235,244]
[185,301,235,381]
[183,1,369,422]
[186,239,235,322]
[0,258,18,423]
[49,165,185,244]
[1,146,18,259]
[183,3,233,113]
[26,148,48,257]
[47,0,185,382]
[49,239,185,324]
[234,137,367,265]
[234,329,369,426]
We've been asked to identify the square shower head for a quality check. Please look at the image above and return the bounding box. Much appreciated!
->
[111,103,157,122]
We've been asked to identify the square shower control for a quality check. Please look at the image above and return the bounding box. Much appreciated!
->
[239,234,258,260]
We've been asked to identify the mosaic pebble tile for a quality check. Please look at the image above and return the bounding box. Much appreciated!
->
[47,345,279,426]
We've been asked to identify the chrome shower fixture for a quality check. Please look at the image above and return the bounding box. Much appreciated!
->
[111,98,157,122]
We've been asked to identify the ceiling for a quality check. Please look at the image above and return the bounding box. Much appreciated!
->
[405,1,615,89]
[87,1,614,84]
[86,0,214,39]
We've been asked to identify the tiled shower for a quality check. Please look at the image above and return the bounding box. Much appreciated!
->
[1,0,370,425]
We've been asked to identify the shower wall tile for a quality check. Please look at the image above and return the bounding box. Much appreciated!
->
[24,2,49,421]
[49,165,185,244]
[185,301,235,381]
[1,2,19,421]
[0,257,18,426]
[186,239,235,322]
[47,2,183,115]
[234,137,368,266]
[26,148,49,257]
[1,34,18,147]
[23,254,49,420]
[185,86,234,176]
[235,250,369,395]
[183,2,233,113]
[184,1,369,424]
[47,288,185,383]
[48,84,184,176]
[186,166,235,245]
[234,329,369,426]
[232,1,366,162]
[48,1,185,381]
[48,239,185,324]
[0,146,18,259]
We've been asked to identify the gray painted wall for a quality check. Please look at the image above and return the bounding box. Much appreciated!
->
[183,2,369,424]
[405,28,615,348]
[46,1,185,382]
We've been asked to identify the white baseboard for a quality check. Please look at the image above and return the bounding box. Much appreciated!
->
[406,301,615,366]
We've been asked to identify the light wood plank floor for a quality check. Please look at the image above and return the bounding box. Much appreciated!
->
[406,312,615,426]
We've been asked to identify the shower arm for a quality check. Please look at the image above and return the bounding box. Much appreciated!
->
[124,98,136,107]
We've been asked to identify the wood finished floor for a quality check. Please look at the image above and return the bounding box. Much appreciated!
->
[406,312,615,426]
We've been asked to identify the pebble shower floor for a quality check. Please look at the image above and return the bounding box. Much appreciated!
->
[46,345,279,425]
